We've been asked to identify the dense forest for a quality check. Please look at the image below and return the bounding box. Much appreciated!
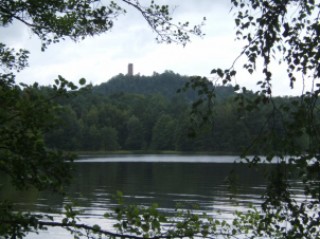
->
[44,71,304,153]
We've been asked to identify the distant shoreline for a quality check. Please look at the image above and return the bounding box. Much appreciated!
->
[73,150,239,158]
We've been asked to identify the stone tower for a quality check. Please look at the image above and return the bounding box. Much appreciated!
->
[128,63,133,76]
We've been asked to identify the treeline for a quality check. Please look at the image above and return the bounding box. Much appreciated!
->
[44,71,305,153]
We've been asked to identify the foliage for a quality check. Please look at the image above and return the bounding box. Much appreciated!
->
[0,0,203,238]
[16,191,320,239]
[47,73,260,153]
[0,64,86,238]
[0,0,203,50]
[45,73,310,154]
[186,0,320,238]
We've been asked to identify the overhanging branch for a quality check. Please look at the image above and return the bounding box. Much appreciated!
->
[0,6,36,28]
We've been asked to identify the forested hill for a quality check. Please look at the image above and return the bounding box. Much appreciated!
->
[45,71,304,154]
[93,71,234,101]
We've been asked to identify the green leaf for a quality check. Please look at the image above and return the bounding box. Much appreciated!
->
[79,78,86,85]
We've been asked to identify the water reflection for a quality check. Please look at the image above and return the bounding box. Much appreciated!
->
[0,155,302,239]
[68,159,267,212]
[76,154,240,163]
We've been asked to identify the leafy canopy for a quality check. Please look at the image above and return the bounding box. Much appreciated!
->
[0,0,204,50]
[191,1,320,238]
[0,0,204,238]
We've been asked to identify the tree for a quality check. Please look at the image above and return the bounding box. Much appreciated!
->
[45,105,82,150]
[0,0,203,50]
[100,126,120,151]
[189,1,320,238]
[174,114,196,151]
[125,115,145,150]
[151,114,176,150]
[0,66,84,238]
[0,0,203,238]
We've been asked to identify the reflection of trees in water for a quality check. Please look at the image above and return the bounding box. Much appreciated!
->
[0,173,64,211]
[0,161,301,214]
[67,162,267,208]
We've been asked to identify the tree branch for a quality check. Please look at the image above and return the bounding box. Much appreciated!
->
[121,0,203,45]
[37,221,175,239]
[2,219,233,239]
[121,0,168,41]
[0,6,36,28]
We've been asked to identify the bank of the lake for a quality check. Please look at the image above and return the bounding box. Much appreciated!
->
[75,150,240,158]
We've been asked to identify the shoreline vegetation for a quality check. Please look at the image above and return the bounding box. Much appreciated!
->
[46,72,308,155]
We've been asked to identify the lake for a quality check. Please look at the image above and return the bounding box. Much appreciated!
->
[1,154,304,238]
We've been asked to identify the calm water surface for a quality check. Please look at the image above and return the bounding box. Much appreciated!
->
[1,155,304,238]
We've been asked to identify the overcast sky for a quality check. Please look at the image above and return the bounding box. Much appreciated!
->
[0,1,306,96]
